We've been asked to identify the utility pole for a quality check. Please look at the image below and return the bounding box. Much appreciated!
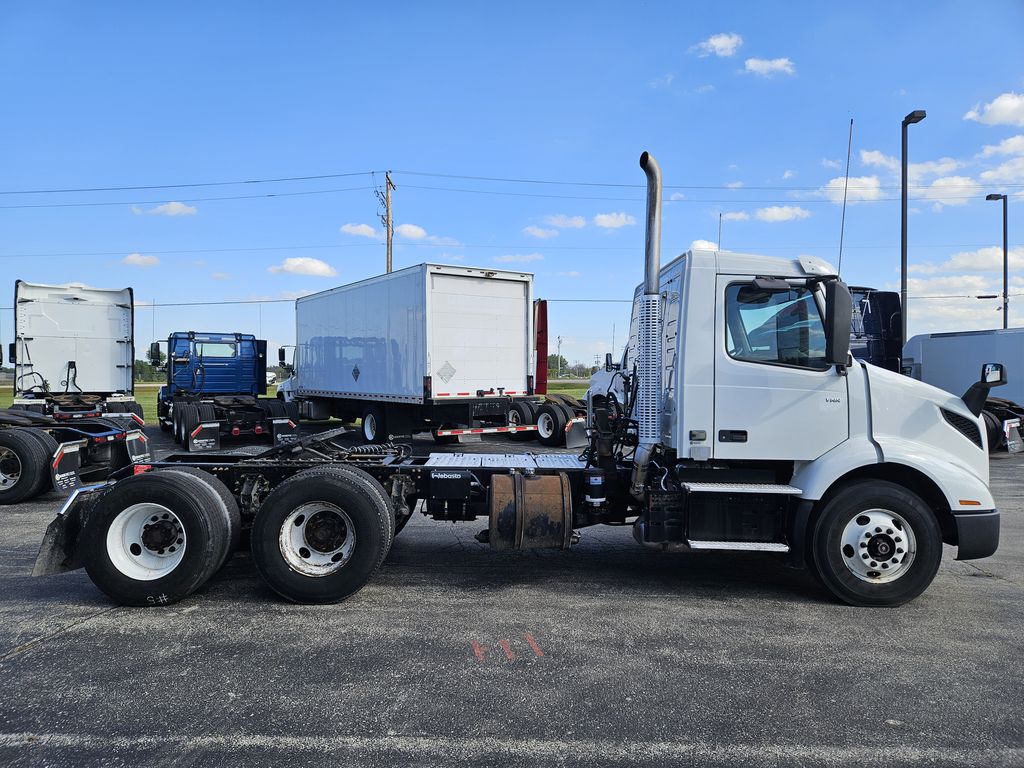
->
[987,193,1009,329]
[901,110,926,342]
[377,172,396,273]
[556,336,563,378]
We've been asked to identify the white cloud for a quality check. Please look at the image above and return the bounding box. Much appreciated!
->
[556,271,581,278]
[438,252,465,262]
[669,192,685,201]
[545,214,586,229]
[981,135,1024,157]
[593,212,637,229]
[694,84,715,94]
[267,257,337,277]
[122,253,159,267]
[860,149,899,173]
[523,225,558,239]
[782,170,795,179]
[692,32,743,57]
[395,223,427,239]
[721,211,749,221]
[964,91,1024,126]
[910,246,1024,275]
[211,272,231,280]
[821,158,843,170]
[820,175,883,203]
[340,223,378,238]
[132,201,197,216]
[755,205,811,222]
[690,239,719,251]
[744,57,795,77]
[725,181,744,189]
[649,73,675,89]
[920,176,982,210]
[493,253,543,263]
[980,156,1024,185]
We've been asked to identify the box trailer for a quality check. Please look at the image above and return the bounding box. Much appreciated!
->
[8,280,143,424]
[279,264,538,442]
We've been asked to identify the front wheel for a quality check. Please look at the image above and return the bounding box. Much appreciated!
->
[811,480,942,607]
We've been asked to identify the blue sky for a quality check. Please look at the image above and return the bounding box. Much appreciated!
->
[2,1,1023,363]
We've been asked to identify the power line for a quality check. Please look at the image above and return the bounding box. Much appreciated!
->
[0,186,373,210]
[0,171,377,196]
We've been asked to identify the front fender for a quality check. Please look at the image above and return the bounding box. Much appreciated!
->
[791,439,882,501]
[874,436,994,512]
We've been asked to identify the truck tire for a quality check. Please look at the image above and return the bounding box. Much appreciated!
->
[361,405,387,444]
[14,428,59,498]
[507,400,536,442]
[198,403,217,422]
[158,466,241,568]
[129,402,145,420]
[158,402,171,432]
[80,472,230,606]
[172,406,183,444]
[810,480,943,607]
[431,425,459,445]
[535,403,567,447]
[179,404,201,450]
[0,429,49,505]
[283,401,300,423]
[981,409,1003,451]
[250,466,393,604]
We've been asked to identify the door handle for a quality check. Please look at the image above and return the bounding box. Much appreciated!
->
[718,430,747,443]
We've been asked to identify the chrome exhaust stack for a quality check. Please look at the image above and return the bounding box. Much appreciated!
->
[630,151,663,499]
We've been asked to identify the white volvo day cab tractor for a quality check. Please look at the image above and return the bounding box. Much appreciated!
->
[34,152,1000,608]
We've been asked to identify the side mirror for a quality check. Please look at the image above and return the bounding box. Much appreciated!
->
[278,346,286,365]
[961,362,1007,416]
[604,352,613,371]
[824,279,852,366]
[7,342,14,365]
[147,342,161,366]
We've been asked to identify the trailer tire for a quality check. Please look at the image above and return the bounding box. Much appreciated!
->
[251,467,393,604]
[14,428,59,497]
[535,403,567,446]
[507,401,535,442]
[158,467,241,567]
[0,430,49,504]
[81,472,229,606]
[361,405,387,444]
[810,480,943,607]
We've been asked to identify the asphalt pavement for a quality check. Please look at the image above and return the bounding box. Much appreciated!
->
[1,426,1022,767]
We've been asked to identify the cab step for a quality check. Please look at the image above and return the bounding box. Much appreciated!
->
[687,540,790,552]
[681,482,802,495]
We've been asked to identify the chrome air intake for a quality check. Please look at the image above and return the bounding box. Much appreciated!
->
[630,151,663,499]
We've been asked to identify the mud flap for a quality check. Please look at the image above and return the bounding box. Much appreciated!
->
[187,422,221,452]
[32,485,106,576]
[271,417,300,446]
[1003,418,1022,453]
[51,440,87,493]
[125,429,151,463]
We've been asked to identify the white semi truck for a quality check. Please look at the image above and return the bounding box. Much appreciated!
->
[8,280,144,423]
[35,152,1000,609]
[277,264,540,443]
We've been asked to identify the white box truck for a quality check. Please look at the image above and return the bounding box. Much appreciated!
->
[278,264,538,442]
[8,280,143,423]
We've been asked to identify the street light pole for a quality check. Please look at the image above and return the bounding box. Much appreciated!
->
[901,110,926,343]
[987,193,1009,329]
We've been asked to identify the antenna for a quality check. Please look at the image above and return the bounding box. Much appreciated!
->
[838,118,854,275]
[718,212,723,251]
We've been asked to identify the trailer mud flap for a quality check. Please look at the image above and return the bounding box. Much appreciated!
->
[271,417,299,446]
[187,422,221,452]
[1003,418,1022,453]
[126,429,151,463]
[32,485,105,576]
[51,440,87,492]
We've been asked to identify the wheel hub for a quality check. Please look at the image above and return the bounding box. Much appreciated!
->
[840,509,917,584]
[304,510,347,553]
[279,502,357,577]
[142,519,180,552]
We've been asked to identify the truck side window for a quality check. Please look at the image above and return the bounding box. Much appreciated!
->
[725,284,828,370]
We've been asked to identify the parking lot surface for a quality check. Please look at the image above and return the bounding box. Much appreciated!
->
[1,427,1022,767]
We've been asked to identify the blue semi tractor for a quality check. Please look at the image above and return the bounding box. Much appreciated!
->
[149,332,298,451]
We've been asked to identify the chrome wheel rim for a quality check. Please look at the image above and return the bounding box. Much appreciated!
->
[537,412,554,439]
[106,503,187,580]
[0,447,22,491]
[840,508,917,583]
[279,502,356,577]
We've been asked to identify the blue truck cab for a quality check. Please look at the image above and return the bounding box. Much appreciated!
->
[150,332,297,450]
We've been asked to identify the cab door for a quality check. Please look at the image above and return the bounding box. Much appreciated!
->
[713,276,848,460]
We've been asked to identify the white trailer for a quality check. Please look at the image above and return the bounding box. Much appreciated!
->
[280,264,537,442]
[903,328,1024,403]
[8,281,142,421]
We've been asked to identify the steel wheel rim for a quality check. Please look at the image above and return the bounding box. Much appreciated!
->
[279,502,356,577]
[0,447,22,491]
[106,503,187,580]
[537,412,554,439]
[363,414,377,441]
[840,508,917,584]
[507,409,522,427]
